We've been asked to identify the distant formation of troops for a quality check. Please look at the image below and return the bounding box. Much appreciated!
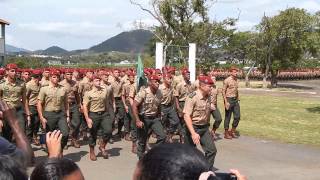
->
[0,63,242,169]
[211,68,320,81]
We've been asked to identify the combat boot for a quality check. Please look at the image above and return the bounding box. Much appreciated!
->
[131,142,137,154]
[99,140,109,159]
[224,129,232,139]
[230,128,238,138]
[71,138,80,148]
[124,133,132,141]
[89,146,97,161]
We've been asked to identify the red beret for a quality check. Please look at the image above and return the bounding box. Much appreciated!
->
[92,75,101,80]
[127,72,135,77]
[163,73,172,78]
[32,69,42,75]
[182,69,190,75]
[43,68,51,72]
[64,68,73,74]
[6,63,18,70]
[149,75,160,81]
[0,69,5,75]
[50,70,60,76]
[199,76,214,85]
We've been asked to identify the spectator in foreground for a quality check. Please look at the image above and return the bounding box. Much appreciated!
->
[30,130,85,180]
[0,155,28,180]
[133,143,247,180]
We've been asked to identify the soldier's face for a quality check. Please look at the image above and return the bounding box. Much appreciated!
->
[211,76,216,84]
[23,72,30,80]
[129,75,134,83]
[114,70,120,78]
[43,71,50,78]
[164,77,172,84]
[231,70,238,77]
[183,73,190,80]
[50,75,59,84]
[86,72,93,79]
[93,79,101,87]
[65,73,72,80]
[7,69,16,79]
[150,80,160,90]
[200,83,212,96]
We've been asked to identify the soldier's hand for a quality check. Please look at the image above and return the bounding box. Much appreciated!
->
[66,116,70,124]
[40,117,47,130]
[210,104,216,111]
[230,169,247,180]
[86,118,93,129]
[124,105,129,113]
[225,102,230,110]
[191,132,200,145]
[136,120,144,129]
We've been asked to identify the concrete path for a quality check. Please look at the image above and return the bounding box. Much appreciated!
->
[32,135,320,180]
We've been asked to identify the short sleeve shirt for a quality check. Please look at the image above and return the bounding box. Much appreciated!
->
[174,81,194,102]
[183,90,211,125]
[83,87,108,112]
[59,79,79,103]
[134,87,162,116]
[38,85,67,111]
[223,76,239,98]
[0,78,26,108]
[159,84,174,105]
[26,80,40,106]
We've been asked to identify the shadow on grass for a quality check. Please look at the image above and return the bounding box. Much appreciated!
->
[277,83,313,90]
[306,106,320,114]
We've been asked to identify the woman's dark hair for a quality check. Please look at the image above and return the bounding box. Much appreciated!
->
[0,155,28,180]
[137,143,217,180]
[30,158,80,180]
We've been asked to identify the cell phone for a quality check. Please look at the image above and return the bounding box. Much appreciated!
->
[215,172,237,180]
[39,133,46,145]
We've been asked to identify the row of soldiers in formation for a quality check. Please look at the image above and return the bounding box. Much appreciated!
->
[0,64,240,168]
[211,68,320,81]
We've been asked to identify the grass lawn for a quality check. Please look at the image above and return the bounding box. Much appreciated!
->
[214,95,320,147]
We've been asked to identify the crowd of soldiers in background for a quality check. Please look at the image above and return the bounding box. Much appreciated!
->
[211,68,320,81]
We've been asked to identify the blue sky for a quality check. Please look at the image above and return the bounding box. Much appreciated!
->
[0,0,319,51]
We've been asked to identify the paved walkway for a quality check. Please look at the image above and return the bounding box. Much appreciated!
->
[32,135,320,180]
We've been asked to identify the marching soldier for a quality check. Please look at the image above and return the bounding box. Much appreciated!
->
[25,69,42,145]
[183,76,217,168]
[159,73,181,143]
[122,72,137,153]
[83,75,113,161]
[222,67,241,139]
[174,69,194,142]
[59,69,82,148]
[132,75,166,159]
[209,76,222,139]
[37,70,70,156]
[0,63,31,141]
[40,68,50,87]
[111,69,126,137]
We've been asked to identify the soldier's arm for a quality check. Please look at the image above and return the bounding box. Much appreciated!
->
[121,86,128,110]
[0,84,3,98]
[63,92,70,119]
[37,88,46,120]
[183,97,196,135]
[174,84,181,112]
[132,89,145,123]
[222,80,228,104]
[21,85,30,116]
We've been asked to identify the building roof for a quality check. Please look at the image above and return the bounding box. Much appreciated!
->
[0,19,10,25]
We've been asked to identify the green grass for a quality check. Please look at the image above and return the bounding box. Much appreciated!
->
[214,95,320,147]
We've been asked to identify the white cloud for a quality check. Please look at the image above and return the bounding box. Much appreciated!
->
[66,7,114,16]
[236,20,257,31]
[18,22,111,38]
[297,1,320,13]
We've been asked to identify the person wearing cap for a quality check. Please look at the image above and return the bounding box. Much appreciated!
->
[100,70,116,122]
[121,72,137,152]
[59,69,82,148]
[111,69,126,138]
[0,68,5,83]
[37,70,70,155]
[0,64,31,141]
[209,75,223,140]
[222,67,240,139]
[25,69,42,145]
[159,73,181,143]
[183,75,217,168]
[132,74,166,159]
[173,69,194,142]
[40,68,50,87]
[83,75,113,161]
